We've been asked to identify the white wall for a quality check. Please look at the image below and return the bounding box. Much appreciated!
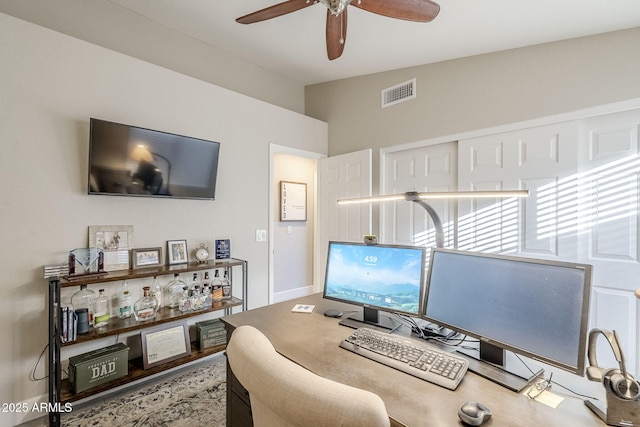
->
[0,12,327,425]
[272,154,317,302]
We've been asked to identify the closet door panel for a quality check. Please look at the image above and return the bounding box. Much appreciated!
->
[577,110,640,372]
[382,142,457,248]
[458,122,579,258]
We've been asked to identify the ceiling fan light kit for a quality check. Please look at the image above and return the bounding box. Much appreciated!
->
[236,0,440,60]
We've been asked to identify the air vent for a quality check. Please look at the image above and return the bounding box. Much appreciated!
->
[381,78,416,108]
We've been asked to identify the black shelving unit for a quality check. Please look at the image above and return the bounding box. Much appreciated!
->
[48,259,247,427]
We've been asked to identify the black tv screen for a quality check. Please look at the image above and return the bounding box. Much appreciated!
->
[88,118,220,200]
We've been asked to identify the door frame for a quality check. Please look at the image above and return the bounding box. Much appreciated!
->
[269,143,325,305]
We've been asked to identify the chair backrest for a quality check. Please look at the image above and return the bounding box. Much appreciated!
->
[226,325,391,427]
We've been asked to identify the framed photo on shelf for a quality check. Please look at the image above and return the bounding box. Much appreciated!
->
[280,181,307,221]
[140,322,190,369]
[167,239,188,265]
[131,247,163,270]
[89,225,134,271]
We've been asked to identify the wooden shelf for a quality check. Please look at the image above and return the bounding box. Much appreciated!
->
[60,342,226,403]
[59,259,245,288]
[61,298,243,346]
[49,257,248,426]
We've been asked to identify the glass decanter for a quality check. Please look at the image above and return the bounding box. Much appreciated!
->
[133,286,158,321]
[71,284,96,326]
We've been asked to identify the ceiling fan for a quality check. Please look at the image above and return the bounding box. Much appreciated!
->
[236,0,440,60]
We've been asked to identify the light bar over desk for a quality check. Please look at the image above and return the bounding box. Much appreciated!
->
[337,190,530,248]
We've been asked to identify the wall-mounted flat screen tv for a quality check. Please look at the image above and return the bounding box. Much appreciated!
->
[88,118,220,200]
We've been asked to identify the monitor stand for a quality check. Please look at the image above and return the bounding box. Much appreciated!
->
[456,341,543,393]
[338,306,400,330]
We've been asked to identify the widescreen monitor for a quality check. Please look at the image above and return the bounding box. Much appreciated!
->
[323,241,426,329]
[423,248,592,391]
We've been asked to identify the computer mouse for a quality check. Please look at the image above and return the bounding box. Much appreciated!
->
[458,401,492,426]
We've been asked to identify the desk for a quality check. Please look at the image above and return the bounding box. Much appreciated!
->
[221,293,604,427]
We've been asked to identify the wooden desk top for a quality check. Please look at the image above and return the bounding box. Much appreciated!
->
[222,293,605,427]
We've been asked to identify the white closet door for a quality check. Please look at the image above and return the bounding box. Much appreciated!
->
[382,142,458,248]
[458,122,579,257]
[577,109,640,373]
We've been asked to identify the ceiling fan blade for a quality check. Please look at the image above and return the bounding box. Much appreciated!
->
[351,0,440,22]
[236,0,316,24]
[326,9,348,60]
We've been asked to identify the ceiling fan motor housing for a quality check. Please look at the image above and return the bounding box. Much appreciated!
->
[319,0,351,15]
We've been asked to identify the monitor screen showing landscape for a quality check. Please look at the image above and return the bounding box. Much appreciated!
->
[323,241,426,317]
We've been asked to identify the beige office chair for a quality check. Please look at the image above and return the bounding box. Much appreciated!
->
[226,325,391,427]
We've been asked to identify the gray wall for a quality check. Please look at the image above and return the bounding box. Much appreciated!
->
[0,0,306,114]
[305,27,640,192]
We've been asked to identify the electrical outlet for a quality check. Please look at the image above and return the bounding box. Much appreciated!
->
[255,229,267,242]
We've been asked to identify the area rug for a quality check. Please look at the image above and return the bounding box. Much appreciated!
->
[62,354,227,427]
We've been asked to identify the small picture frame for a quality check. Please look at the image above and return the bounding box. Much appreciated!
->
[167,240,188,265]
[89,225,134,271]
[131,247,163,269]
[280,181,307,221]
[215,239,231,261]
[140,322,190,369]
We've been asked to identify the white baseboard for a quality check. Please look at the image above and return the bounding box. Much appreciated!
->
[273,285,314,304]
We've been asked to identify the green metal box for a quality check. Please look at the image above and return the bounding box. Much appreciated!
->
[68,342,129,393]
[196,319,226,349]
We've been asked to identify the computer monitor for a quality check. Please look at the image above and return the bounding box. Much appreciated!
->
[423,248,592,392]
[323,241,426,330]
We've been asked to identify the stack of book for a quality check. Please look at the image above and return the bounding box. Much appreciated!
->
[60,306,77,343]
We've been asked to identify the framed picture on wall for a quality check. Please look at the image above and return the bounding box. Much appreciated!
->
[280,181,307,221]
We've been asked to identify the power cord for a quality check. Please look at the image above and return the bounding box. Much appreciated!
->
[513,353,599,401]
[31,344,49,381]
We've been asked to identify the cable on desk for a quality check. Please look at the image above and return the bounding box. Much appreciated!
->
[512,352,599,401]
[392,313,426,339]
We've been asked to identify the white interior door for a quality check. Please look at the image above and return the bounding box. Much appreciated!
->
[314,149,372,292]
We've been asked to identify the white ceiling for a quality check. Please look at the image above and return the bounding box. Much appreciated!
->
[104,0,640,85]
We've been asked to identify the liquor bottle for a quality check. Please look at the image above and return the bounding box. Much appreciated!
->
[151,276,163,309]
[221,270,232,300]
[178,286,191,313]
[118,281,132,319]
[202,283,212,308]
[133,286,158,321]
[189,273,199,292]
[211,270,223,301]
[166,273,187,309]
[93,289,111,328]
[71,284,96,326]
[202,271,210,287]
[192,285,202,310]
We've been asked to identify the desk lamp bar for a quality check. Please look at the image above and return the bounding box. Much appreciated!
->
[337,190,529,248]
